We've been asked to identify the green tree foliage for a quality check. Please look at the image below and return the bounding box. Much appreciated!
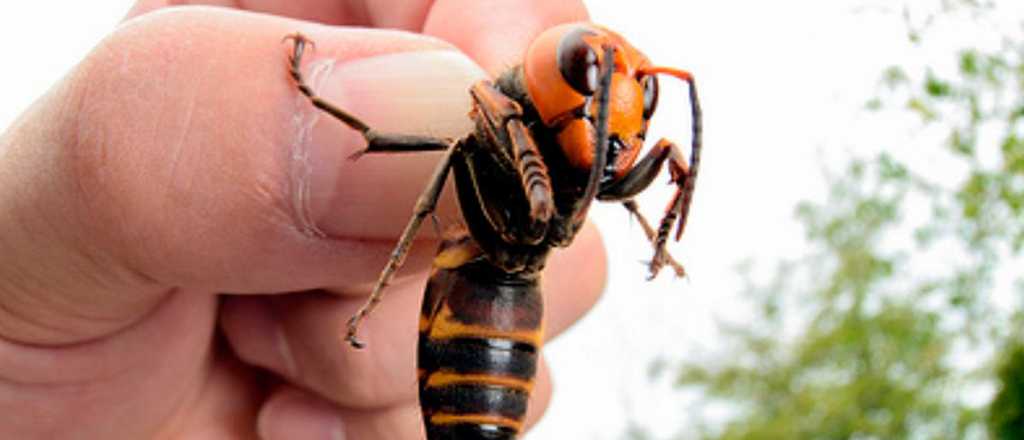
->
[990,344,1024,439]
[638,2,1024,439]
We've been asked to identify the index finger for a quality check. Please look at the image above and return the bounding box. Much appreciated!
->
[125,0,590,74]
[424,0,589,74]
[125,0,435,30]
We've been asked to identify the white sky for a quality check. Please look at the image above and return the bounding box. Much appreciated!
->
[1,1,1019,439]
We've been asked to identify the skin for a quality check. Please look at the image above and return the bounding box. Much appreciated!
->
[0,1,605,439]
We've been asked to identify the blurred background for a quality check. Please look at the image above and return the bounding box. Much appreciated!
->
[1,1,1022,439]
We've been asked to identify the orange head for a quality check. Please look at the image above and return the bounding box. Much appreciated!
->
[523,23,690,183]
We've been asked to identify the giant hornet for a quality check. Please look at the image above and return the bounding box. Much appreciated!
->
[285,21,701,440]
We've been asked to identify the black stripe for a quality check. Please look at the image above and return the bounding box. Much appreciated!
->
[419,336,537,381]
[420,383,528,419]
[442,275,543,330]
[425,423,517,440]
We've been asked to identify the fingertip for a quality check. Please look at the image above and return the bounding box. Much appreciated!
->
[543,221,607,340]
[259,386,424,440]
[220,296,299,378]
[258,387,346,440]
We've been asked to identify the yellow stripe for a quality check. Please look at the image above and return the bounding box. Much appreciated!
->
[425,371,534,392]
[432,242,481,269]
[429,413,523,431]
[428,305,543,345]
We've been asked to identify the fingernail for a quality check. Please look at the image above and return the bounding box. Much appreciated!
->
[289,50,486,238]
[272,312,298,377]
[258,389,346,440]
[221,298,298,377]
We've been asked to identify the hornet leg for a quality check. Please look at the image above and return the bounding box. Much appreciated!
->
[284,33,450,158]
[598,139,691,279]
[345,149,456,348]
[284,33,459,348]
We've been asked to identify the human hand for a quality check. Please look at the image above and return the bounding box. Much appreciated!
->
[0,1,606,438]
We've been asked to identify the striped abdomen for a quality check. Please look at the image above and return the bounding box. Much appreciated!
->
[417,234,543,440]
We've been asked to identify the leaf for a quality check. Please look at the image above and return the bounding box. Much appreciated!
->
[925,73,953,98]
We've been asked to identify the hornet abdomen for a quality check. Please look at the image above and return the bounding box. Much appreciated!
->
[417,232,544,440]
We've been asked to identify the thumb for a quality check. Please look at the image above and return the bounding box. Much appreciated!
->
[0,6,484,345]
